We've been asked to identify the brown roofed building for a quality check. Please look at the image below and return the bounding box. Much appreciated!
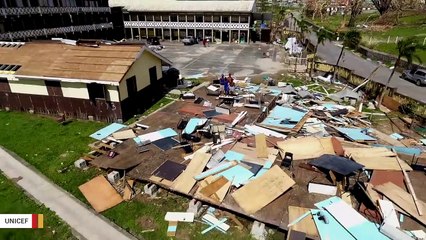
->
[0,40,172,122]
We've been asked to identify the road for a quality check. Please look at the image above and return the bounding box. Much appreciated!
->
[307,33,426,104]
[0,147,134,240]
[288,12,426,104]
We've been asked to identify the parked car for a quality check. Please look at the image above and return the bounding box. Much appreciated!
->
[401,69,426,86]
[182,36,198,45]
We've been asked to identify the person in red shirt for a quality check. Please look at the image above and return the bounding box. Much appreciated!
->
[227,73,235,94]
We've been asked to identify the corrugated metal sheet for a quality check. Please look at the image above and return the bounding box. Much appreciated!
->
[109,0,255,12]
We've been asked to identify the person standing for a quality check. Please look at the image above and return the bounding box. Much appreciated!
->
[227,73,234,94]
[219,74,226,94]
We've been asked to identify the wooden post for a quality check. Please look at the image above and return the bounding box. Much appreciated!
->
[387,36,390,44]
[395,36,398,44]
[423,37,426,46]
[394,149,423,216]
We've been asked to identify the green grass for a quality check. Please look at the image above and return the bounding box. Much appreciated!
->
[0,111,105,200]
[0,111,262,240]
[142,97,174,116]
[372,42,426,64]
[0,173,75,240]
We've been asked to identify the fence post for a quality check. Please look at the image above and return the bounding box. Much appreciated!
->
[423,37,426,46]
[395,36,398,44]
[387,36,390,44]
[369,36,372,45]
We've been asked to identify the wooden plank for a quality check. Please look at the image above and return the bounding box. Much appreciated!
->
[171,150,211,194]
[277,137,335,161]
[165,212,194,222]
[288,206,319,238]
[232,165,295,214]
[195,176,231,203]
[112,129,136,140]
[167,221,178,237]
[122,179,134,201]
[350,156,412,171]
[255,134,269,158]
[291,111,312,133]
[374,182,426,225]
[199,176,229,197]
[78,175,123,212]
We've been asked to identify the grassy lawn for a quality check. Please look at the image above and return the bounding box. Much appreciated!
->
[310,10,426,64]
[0,173,75,240]
[0,111,280,239]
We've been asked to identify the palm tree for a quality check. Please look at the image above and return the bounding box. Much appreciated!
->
[378,37,426,105]
[309,28,334,78]
[333,30,362,82]
[386,37,426,87]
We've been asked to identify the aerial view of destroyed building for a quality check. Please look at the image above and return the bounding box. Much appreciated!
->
[1,0,426,239]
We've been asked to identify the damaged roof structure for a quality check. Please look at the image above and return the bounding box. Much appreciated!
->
[78,76,426,239]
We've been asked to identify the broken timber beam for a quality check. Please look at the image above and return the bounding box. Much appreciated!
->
[394,148,423,216]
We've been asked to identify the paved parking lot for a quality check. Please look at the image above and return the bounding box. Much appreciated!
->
[159,42,286,78]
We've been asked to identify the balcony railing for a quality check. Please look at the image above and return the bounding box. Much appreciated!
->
[0,23,113,41]
[124,21,250,30]
[0,7,110,16]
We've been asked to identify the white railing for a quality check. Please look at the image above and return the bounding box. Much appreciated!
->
[0,23,113,40]
[0,7,110,16]
[124,21,250,30]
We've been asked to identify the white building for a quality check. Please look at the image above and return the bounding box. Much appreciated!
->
[109,0,256,43]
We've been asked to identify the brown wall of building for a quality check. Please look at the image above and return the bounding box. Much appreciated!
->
[0,92,123,122]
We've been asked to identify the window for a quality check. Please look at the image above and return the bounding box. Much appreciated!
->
[0,77,10,92]
[126,76,137,97]
[162,15,170,21]
[222,16,229,22]
[149,66,157,85]
[171,15,178,22]
[179,15,186,22]
[45,80,63,97]
[87,83,105,101]
[415,71,426,77]
[196,15,203,22]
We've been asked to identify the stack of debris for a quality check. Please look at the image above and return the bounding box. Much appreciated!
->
[77,77,426,239]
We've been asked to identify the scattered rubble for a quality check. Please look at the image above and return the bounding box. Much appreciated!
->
[78,74,426,238]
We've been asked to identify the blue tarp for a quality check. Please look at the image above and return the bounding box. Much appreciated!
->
[183,118,207,135]
[261,106,307,129]
[90,123,126,140]
[373,144,422,156]
[336,127,377,141]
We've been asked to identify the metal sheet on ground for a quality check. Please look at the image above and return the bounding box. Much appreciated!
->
[152,137,180,151]
[152,160,186,181]
[309,154,364,176]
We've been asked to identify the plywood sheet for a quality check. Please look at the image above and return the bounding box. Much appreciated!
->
[199,176,229,197]
[277,137,334,160]
[78,175,123,212]
[255,134,268,158]
[232,165,295,214]
[345,147,411,171]
[288,206,319,238]
[122,179,134,201]
[370,170,405,189]
[195,176,231,203]
[112,129,136,140]
[374,182,426,225]
[171,150,211,194]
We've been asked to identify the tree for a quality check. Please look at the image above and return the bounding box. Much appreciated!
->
[269,5,288,43]
[333,30,362,81]
[385,37,426,87]
[348,0,365,27]
[309,28,334,78]
[371,0,392,15]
